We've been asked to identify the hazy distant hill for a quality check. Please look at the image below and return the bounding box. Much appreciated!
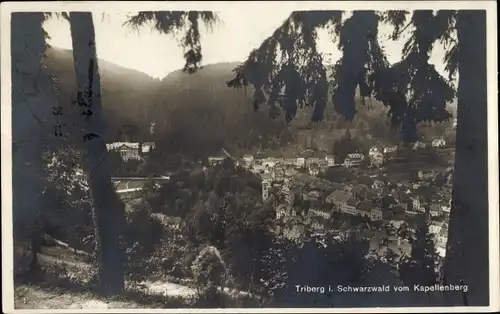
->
[45,47,159,91]
[149,62,286,156]
[44,47,161,141]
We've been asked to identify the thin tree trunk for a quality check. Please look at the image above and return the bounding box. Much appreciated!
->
[69,12,126,295]
[444,10,489,306]
[28,220,42,273]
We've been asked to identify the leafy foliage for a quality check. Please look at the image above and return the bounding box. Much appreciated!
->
[191,245,227,288]
[123,198,165,281]
[40,145,95,252]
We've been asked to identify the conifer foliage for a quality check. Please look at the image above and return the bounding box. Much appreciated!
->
[227,10,455,142]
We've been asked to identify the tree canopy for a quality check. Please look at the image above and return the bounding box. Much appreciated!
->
[227,10,457,142]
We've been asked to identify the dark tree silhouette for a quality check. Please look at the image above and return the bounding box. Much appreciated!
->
[11,12,58,275]
[227,11,338,123]
[443,10,488,306]
[399,219,439,287]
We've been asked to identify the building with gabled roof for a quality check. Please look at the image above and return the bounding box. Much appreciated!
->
[106,141,155,161]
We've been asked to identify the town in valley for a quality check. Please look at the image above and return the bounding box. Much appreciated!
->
[108,128,456,263]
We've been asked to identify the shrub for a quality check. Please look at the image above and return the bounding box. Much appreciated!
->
[124,198,164,281]
[181,244,201,277]
[124,198,163,253]
[191,245,227,289]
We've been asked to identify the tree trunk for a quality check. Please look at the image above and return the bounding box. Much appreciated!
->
[69,12,126,295]
[11,12,54,277]
[444,10,489,306]
[28,220,42,273]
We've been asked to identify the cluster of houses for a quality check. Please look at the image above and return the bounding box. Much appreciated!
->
[203,137,453,255]
[264,168,451,221]
[241,154,336,173]
[410,138,448,150]
[326,189,384,221]
[106,142,156,161]
[206,137,448,177]
[252,157,452,256]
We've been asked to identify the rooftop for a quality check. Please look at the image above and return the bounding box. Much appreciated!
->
[357,200,375,212]
[328,190,351,203]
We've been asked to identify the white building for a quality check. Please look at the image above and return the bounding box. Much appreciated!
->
[344,153,364,167]
[410,196,425,212]
[429,204,442,217]
[306,157,321,166]
[106,142,155,161]
[412,141,426,150]
[369,145,384,158]
[436,225,448,247]
[429,221,444,235]
[383,145,398,159]
[296,157,306,168]
[384,146,398,154]
[339,203,358,216]
[370,151,385,167]
[356,201,383,221]
[308,163,320,176]
[276,204,295,220]
[338,203,383,221]
[441,204,451,214]
[430,221,449,253]
[388,219,405,230]
[242,155,254,165]
[325,155,336,167]
[432,138,446,148]
[208,156,225,166]
[309,209,330,219]
[418,169,436,181]
[262,158,277,168]
[368,208,383,221]
[142,142,155,153]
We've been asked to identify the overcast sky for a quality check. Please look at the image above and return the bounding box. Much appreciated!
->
[43,10,452,82]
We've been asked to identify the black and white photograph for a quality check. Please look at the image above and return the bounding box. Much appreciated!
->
[1,1,498,312]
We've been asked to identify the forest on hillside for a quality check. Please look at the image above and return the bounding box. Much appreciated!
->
[45,47,456,160]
